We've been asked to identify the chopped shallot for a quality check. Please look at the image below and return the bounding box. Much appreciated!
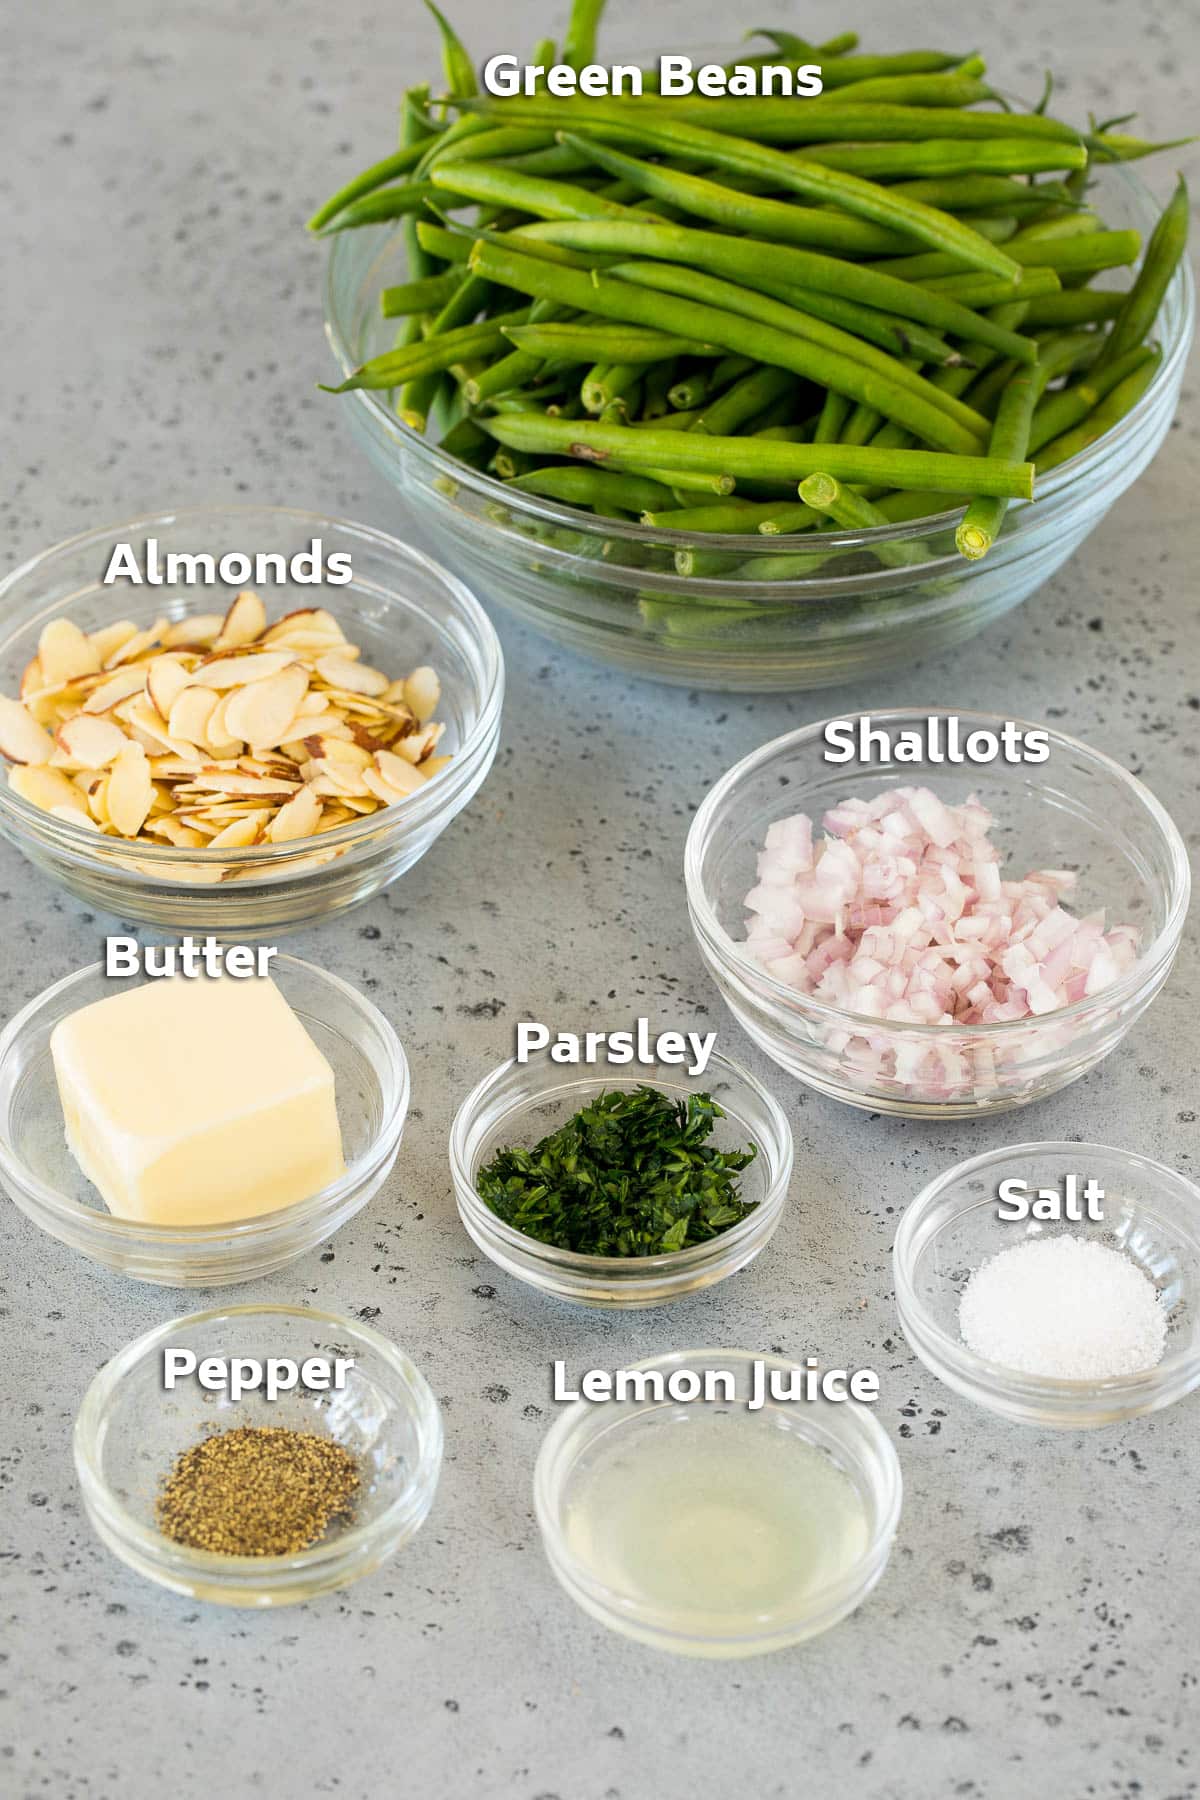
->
[742,787,1141,1100]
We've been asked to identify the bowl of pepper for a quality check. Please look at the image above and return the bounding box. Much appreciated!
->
[449,1048,793,1307]
[73,1304,443,1606]
[318,15,1194,691]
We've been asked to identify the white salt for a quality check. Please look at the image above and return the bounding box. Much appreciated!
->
[959,1235,1167,1380]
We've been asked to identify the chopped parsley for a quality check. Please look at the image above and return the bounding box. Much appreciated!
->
[476,1085,758,1257]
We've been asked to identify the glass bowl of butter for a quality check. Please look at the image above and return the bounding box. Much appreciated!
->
[74,1303,442,1606]
[0,955,409,1284]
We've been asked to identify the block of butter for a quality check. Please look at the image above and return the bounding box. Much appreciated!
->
[51,976,345,1226]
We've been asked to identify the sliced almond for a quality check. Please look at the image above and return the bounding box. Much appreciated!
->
[306,734,371,770]
[10,763,91,817]
[83,667,148,714]
[106,619,168,667]
[163,613,223,649]
[52,803,100,830]
[264,784,323,842]
[38,618,101,685]
[214,590,267,650]
[83,772,112,827]
[145,655,193,719]
[107,742,155,837]
[394,720,445,765]
[220,664,309,750]
[375,749,429,795]
[167,686,218,746]
[314,652,390,697]
[403,666,441,724]
[55,714,128,769]
[422,754,454,779]
[208,814,263,850]
[88,620,139,664]
[0,698,54,765]
[190,651,298,689]
[262,607,346,647]
[183,770,301,798]
[144,815,208,849]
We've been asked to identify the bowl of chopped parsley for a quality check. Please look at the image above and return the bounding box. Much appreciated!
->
[449,1051,793,1307]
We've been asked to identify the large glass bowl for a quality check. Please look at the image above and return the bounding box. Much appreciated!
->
[324,163,1193,692]
[0,505,504,933]
[74,1304,442,1605]
[684,710,1189,1117]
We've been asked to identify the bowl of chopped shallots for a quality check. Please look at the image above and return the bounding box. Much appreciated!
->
[0,506,503,935]
[685,709,1189,1118]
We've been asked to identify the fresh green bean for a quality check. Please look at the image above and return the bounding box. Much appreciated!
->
[508,465,672,513]
[641,500,814,532]
[481,412,1034,498]
[1036,349,1162,469]
[696,366,797,436]
[1099,175,1189,365]
[425,0,477,96]
[437,415,492,466]
[324,307,532,392]
[1029,343,1158,454]
[562,0,605,70]
[556,135,916,255]
[1020,289,1124,327]
[711,353,756,389]
[307,140,427,233]
[320,181,438,231]
[872,228,1139,283]
[922,267,1062,305]
[799,473,926,567]
[616,100,1081,146]
[415,220,473,263]
[380,269,467,316]
[504,322,715,362]
[799,139,1088,177]
[755,282,960,365]
[429,160,632,220]
[814,391,852,443]
[615,464,735,495]
[610,260,991,442]
[842,403,884,446]
[668,367,712,410]
[459,99,1023,275]
[957,330,1098,552]
[520,217,1040,362]
[888,174,1078,212]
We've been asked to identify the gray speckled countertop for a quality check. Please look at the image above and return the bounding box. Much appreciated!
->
[3,2,1198,1796]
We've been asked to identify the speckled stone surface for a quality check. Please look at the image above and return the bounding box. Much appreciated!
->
[3,3,1198,1796]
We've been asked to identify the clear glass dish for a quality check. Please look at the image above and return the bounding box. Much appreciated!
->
[324,163,1193,692]
[684,709,1189,1117]
[0,505,504,934]
[534,1348,902,1657]
[449,1049,793,1307]
[893,1142,1200,1428]
[74,1304,442,1606]
[0,955,409,1284]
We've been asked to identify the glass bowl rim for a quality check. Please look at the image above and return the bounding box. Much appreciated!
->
[0,953,410,1241]
[683,706,1191,1039]
[73,1301,443,1576]
[532,1345,902,1640]
[0,502,505,865]
[449,1050,794,1273]
[893,1137,1200,1396]
[323,160,1195,572]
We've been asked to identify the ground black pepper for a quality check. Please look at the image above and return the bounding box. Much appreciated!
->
[156,1424,360,1556]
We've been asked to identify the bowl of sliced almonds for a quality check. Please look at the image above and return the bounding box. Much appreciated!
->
[0,506,504,933]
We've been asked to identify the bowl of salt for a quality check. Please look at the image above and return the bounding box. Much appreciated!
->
[893,1142,1200,1428]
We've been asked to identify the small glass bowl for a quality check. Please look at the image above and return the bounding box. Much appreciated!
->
[0,955,408,1284]
[534,1348,902,1657]
[894,1142,1200,1428]
[685,709,1189,1117]
[324,159,1193,692]
[0,505,504,935]
[73,1304,442,1606]
[449,1050,792,1307]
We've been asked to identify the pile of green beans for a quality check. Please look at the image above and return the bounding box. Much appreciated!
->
[312,0,1191,571]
